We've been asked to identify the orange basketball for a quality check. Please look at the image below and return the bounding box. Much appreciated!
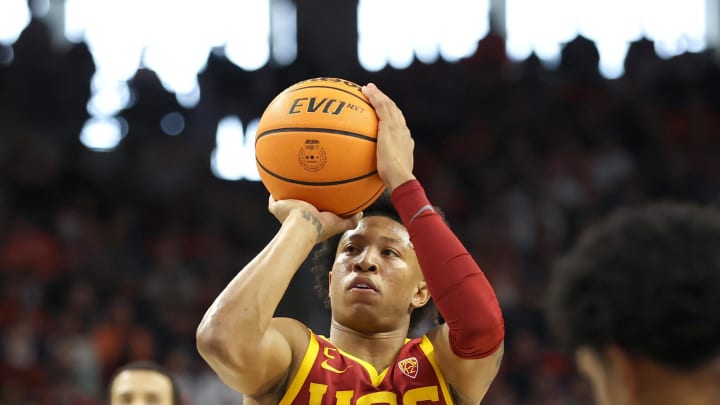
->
[255,77,385,216]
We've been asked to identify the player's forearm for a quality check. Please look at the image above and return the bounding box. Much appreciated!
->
[392,180,505,358]
[196,210,317,363]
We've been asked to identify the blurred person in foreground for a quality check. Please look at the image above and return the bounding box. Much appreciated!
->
[546,202,720,405]
[196,83,505,404]
[108,361,181,405]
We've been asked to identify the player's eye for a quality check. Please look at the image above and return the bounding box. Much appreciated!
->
[383,248,399,257]
[146,395,162,404]
[118,394,133,404]
[343,244,359,253]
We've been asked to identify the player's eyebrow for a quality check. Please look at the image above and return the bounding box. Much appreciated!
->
[345,233,402,245]
[379,235,402,244]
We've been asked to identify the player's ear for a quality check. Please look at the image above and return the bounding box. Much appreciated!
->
[411,280,430,308]
[576,346,618,405]
[604,345,640,401]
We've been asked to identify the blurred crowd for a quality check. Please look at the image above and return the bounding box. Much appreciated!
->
[1,19,719,405]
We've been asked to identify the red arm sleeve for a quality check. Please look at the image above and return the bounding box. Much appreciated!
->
[391,180,504,358]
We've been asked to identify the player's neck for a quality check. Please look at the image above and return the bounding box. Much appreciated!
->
[636,360,720,405]
[328,320,409,372]
[641,382,720,405]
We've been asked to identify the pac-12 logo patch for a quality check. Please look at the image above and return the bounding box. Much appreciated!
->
[397,357,418,379]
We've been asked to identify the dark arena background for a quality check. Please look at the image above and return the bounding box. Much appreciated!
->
[1,0,719,403]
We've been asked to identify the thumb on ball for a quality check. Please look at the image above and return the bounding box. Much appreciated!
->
[347,211,363,228]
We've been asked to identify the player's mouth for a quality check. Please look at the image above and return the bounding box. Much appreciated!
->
[348,277,378,293]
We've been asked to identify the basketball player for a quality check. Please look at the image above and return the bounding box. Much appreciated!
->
[108,361,181,405]
[546,203,720,405]
[196,83,505,404]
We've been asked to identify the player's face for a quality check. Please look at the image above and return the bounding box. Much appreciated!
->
[329,216,428,332]
[110,370,174,405]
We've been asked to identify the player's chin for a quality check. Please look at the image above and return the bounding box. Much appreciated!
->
[342,295,382,315]
[344,290,382,308]
[340,309,386,333]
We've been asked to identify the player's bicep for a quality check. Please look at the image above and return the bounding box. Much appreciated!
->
[427,323,504,404]
[201,318,307,396]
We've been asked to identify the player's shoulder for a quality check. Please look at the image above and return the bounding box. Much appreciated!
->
[402,332,434,357]
[425,323,445,345]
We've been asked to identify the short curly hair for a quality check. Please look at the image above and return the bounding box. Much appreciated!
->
[310,194,439,337]
[545,202,720,371]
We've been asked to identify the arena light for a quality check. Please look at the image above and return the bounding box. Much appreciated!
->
[594,41,632,79]
[160,112,185,136]
[506,0,707,78]
[211,116,261,182]
[86,80,132,117]
[506,0,582,63]
[438,0,488,62]
[0,0,31,45]
[30,0,50,18]
[79,117,127,152]
[358,0,489,71]
[271,0,297,66]
[224,1,271,71]
[60,0,286,152]
[643,0,707,58]
[176,83,201,109]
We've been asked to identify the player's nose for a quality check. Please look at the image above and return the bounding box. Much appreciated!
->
[353,248,378,272]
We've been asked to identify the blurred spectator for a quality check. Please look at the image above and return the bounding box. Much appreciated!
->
[108,360,181,405]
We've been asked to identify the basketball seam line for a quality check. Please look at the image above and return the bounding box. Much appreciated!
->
[338,184,386,216]
[256,127,377,143]
[284,85,372,109]
[256,159,378,186]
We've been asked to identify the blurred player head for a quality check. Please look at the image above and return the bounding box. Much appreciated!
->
[546,202,720,405]
[109,361,180,405]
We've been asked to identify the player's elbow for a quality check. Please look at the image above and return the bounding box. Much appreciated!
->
[196,319,242,364]
[450,312,505,359]
[196,324,254,376]
[196,322,225,362]
[196,325,273,396]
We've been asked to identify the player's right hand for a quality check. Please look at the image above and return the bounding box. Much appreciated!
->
[362,82,416,193]
[268,195,363,243]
